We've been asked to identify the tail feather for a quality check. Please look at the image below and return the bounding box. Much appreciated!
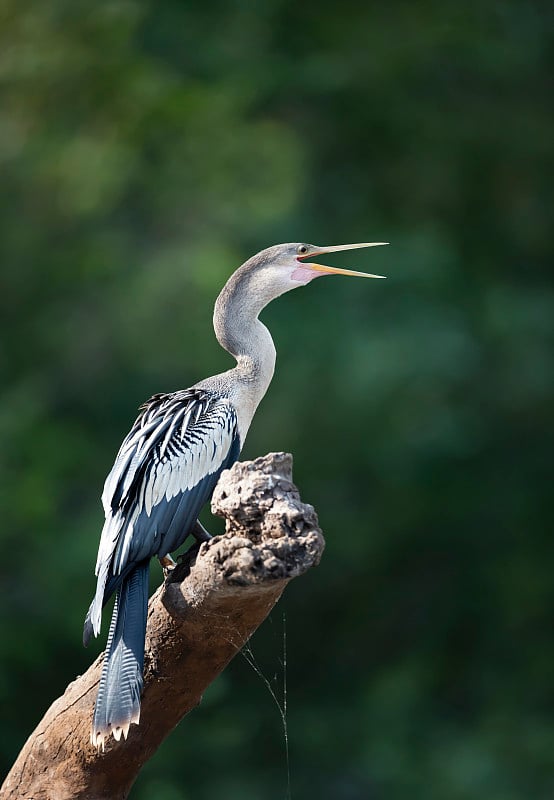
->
[91,561,149,749]
[83,568,123,648]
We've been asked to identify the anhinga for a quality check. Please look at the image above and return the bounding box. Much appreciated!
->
[84,241,386,749]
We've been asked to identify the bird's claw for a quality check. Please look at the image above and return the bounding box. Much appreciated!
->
[159,554,177,577]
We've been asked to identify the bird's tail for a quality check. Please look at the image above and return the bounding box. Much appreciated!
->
[91,561,150,750]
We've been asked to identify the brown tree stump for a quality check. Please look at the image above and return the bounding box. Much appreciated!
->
[0,452,324,800]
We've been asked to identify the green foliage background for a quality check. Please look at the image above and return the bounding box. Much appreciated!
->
[1,1,552,798]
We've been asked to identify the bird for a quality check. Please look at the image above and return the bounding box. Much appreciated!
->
[84,240,387,749]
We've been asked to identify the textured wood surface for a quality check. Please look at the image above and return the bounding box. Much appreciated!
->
[0,452,324,800]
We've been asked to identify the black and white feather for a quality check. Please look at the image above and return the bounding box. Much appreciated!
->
[84,387,241,747]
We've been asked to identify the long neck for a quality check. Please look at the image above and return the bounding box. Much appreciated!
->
[212,265,277,427]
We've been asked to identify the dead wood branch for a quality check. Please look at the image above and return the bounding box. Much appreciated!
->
[0,452,324,800]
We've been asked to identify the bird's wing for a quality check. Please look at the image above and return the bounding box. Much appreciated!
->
[87,389,240,638]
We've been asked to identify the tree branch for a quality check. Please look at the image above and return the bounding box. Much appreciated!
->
[0,453,324,800]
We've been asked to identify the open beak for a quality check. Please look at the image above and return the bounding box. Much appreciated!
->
[298,242,388,278]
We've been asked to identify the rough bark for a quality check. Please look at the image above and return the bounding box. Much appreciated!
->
[1,452,324,800]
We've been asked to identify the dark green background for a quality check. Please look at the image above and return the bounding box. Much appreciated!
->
[1,1,552,798]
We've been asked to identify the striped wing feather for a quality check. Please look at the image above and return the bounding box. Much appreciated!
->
[86,388,240,641]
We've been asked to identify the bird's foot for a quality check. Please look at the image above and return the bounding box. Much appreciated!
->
[159,554,177,577]
[192,520,212,543]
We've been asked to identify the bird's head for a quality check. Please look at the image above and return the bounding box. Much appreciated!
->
[214,241,388,366]
[242,241,387,301]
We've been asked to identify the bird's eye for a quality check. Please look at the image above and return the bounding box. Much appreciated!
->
[296,244,309,255]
